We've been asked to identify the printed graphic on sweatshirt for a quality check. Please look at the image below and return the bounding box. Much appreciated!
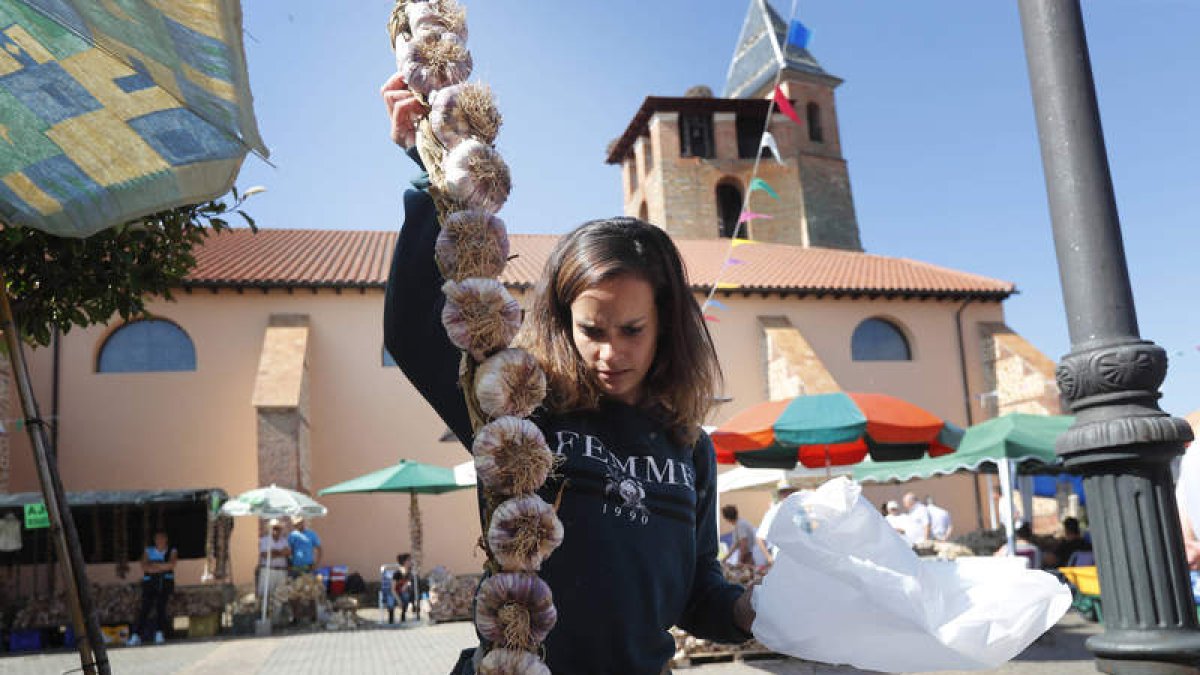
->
[603,461,651,523]
[553,430,696,526]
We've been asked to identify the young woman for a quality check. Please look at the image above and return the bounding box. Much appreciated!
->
[382,74,755,675]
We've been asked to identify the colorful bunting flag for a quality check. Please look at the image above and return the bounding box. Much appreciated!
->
[738,209,773,224]
[716,282,740,290]
[731,238,756,248]
[707,299,728,311]
[760,131,784,165]
[727,258,746,265]
[787,19,812,49]
[749,177,779,199]
[773,86,803,126]
[704,315,720,323]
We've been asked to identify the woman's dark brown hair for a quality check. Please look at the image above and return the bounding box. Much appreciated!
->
[518,217,722,446]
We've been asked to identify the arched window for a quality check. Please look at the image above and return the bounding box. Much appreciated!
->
[97,319,196,373]
[382,345,397,367]
[806,102,824,143]
[851,318,911,361]
[716,182,742,238]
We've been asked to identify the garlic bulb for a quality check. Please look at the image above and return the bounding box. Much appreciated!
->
[488,495,563,572]
[406,0,467,41]
[478,649,551,675]
[430,83,502,149]
[400,31,473,97]
[475,349,546,419]
[387,2,410,45]
[444,139,511,214]
[435,210,509,281]
[441,278,521,361]
[475,573,557,650]
[473,417,554,496]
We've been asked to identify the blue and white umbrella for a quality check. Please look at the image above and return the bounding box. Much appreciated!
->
[221,484,325,623]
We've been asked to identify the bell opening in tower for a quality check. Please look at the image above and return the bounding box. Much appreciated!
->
[716,182,743,238]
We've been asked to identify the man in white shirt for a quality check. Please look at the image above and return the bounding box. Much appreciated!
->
[994,486,1024,530]
[884,500,911,539]
[902,492,931,545]
[925,496,953,541]
[258,520,291,601]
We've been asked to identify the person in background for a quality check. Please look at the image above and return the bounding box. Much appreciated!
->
[884,500,910,537]
[993,486,1024,530]
[1176,442,1200,570]
[925,496,953,542]
[287,516,322,576]
[902,492,931,544]
[259,520,291,602]
[128,529,177,646]
[1042,517,1092,567]
[392,553,418,622]
[994,523,1043,569]
[720,505,772,567]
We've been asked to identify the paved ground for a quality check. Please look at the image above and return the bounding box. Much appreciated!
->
[1,611,1103,675]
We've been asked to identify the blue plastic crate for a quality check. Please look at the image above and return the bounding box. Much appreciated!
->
[9,629,43,652]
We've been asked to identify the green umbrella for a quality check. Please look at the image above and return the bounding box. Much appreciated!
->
[319,460,466,496]
[854,413,1073,556]
[852,413,1072,483]
[319,459,471,610]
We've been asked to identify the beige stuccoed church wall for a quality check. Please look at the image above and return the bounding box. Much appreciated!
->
[707,294,1003,537]
[7,285,1006,586]
[7,288,482,588]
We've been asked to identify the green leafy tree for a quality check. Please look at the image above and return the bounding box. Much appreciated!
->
[0,191,257,347]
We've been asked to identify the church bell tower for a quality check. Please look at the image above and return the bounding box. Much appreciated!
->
[606,0,862,251]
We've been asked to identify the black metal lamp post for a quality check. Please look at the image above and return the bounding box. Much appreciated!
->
[1017,1,1200,672]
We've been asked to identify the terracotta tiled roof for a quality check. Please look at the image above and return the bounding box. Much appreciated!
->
[184,228,1015,300]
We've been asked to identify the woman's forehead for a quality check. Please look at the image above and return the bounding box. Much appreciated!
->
[571,276,655,317]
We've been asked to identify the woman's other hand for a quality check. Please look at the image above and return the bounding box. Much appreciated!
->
[381,72,425,149]
[733,582,758,634]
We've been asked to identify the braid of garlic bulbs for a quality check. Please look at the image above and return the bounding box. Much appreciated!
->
[388,2,560,670]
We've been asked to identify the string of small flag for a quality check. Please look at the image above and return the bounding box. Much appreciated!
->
[700,3,812,321]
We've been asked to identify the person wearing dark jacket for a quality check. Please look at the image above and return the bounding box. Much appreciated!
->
[381,73,755,675]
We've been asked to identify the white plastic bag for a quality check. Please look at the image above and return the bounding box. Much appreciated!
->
[751,477,1071,672]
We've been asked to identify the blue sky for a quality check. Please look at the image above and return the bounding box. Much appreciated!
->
[236,1,1200,418]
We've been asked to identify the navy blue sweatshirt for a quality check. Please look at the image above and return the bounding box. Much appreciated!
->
[383,149,750,674]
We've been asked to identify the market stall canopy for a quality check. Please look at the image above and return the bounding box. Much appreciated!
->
[713,392,962,469]
[0,0,268,237]
[0,487,227,562]
[453,460,475,486]
[0,487,225,508]
[853,413,1073,483]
